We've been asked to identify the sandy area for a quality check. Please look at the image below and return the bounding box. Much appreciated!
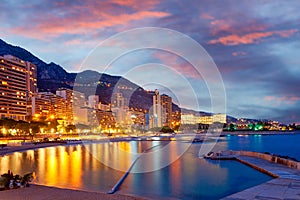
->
[0,184,145,200]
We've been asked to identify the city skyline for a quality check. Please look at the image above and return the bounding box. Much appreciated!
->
[1,1,300,123]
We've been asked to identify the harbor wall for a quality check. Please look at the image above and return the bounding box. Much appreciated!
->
[237,151,300,170]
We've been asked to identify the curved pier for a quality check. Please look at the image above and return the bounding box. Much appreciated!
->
[107,144,161,194]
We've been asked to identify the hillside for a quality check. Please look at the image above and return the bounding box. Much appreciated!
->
[0,38,179,111]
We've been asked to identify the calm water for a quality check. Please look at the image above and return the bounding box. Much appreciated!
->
[219,132,300,160]
[1,133,299,199]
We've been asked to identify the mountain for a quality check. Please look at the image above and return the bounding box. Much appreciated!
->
[0,39,74,91]
[0,38,179,111]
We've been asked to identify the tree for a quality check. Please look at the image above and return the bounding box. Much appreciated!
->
[160,126,174,133]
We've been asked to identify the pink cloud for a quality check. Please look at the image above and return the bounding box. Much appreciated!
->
[210,20,232,36]
[200,13,214,20]
[264,95,300,105]
[9,1,169,40]
[12,10,170,40]
[276,29,298,37]
[208,29,298,45]
[209,19,267,36]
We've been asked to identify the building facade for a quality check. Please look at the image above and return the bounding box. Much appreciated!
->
[0,55,37,121]
[31,92,67,120]
[200,114,227,124]
[151,90,173,128]
[161,94,172,127]
[56,88,85,124]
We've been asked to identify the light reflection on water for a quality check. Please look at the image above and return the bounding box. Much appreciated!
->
[0,140,273,199]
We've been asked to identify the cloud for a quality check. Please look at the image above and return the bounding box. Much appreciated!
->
[200,13,214,20]
[2,0,300,123]
[2,0,169,40]
[208,29,298,45]
[232,51,247,57]
[264,96,300,105]
[209,19,268,36]
[12,10,170,40]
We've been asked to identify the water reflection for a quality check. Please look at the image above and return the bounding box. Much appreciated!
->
[0,140,273,199]
[225,133,300,160]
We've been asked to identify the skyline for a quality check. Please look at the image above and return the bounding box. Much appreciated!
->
[1,0,300,123]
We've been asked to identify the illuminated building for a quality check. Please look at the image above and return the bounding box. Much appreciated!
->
[97,109,116,131]
[112,108,130,127]
[112,92,127,109]
[111,93,130,127]
[130,110,146,126]
[151,89,163,128]
[161,94,172,127]
[150,90,173,128]
[171,110,181,129]
[31,92,67,120]
[32,93,52,119]
[56,88,85,124]
[213,114,226,123]
[200,114,227,124]
[50,94,67,119]
[98,102,111,111]
[0,55,37,120]
[88,95,99,109]
[181,114,200,124]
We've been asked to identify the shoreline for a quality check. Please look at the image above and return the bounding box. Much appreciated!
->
[220,130,299,136]
[0,184,145,200]
[1,131,299,157]
[0,142,74,157]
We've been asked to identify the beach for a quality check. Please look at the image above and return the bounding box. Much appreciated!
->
[0,184,145,200]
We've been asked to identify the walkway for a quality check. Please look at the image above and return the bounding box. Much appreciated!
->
[221,155,300,200]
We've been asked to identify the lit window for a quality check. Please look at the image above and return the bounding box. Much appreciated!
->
[2,81,8,85]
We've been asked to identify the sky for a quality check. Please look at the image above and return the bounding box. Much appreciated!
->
[1,0,300,123]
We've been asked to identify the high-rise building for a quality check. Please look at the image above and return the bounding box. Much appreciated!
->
[161,94,172,127]
[0,55,37,121]
[152,89,163,128]
[111,93,130,127]
[88,95,99,109]
[151,90,173,128]
[112,92,127,108]
[56,88,85,124]
[31,92,67,120]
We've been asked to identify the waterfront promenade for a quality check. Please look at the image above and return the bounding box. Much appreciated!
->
[218,152,300,200]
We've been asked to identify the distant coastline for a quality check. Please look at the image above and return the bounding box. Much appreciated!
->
[220,130,300,136]
[1,131,299,157]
